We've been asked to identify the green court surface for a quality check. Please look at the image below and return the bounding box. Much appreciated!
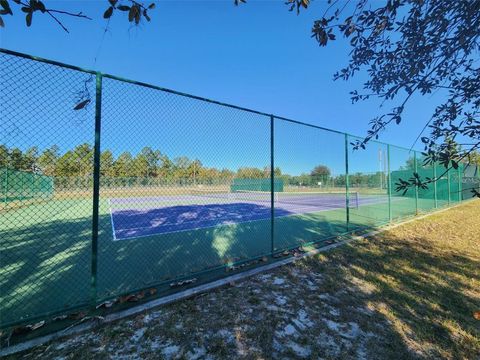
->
[0,195,417,328]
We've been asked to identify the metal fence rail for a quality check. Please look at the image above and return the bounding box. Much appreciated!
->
[1,48,478,329]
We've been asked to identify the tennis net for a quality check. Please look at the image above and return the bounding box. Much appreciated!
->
[191,189,358,208]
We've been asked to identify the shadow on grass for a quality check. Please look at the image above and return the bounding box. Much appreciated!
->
[301,231,480,359]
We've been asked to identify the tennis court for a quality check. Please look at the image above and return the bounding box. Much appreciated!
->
[108,191,385,240]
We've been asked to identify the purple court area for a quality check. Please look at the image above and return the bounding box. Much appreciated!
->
[109,194,385,240]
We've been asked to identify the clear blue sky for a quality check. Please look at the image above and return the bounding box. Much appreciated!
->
[0,0,438,175]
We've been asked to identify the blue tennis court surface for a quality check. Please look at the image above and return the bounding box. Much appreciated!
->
[109,192,388,240]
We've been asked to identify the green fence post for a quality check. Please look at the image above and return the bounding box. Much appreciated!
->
[4,168,7,205]
[414,151,418,215]
[345,134,350,230]
[387,145,392,222]
[270,115,275,256]
[91,72,103,309]
[433,162,438,208]
[447,167,451,204]
[457,165,462,202]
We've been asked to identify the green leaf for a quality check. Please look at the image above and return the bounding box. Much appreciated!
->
[128,6,135,21]
[35,0,46,13]
[25,11,32,26]
[0,0,12,15]
[143,9,150,21]
[103,6,113,19]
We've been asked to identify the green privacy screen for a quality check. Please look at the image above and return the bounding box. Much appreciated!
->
[0,48,476,330]
[1,168,54,204]
[231,178,284,192]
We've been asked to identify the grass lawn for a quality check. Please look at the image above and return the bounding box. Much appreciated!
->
[5,199,480,359]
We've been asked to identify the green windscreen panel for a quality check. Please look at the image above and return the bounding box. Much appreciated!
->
[435,164,450,207]
[231,178,283,192]
[449,165,462,203]
[1,168,53,205]
[411,154,436,213]
[462,164,479,200]
[389,146,417,220]
[347,135,390,228]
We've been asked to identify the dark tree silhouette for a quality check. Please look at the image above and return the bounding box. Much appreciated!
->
[306,0,480,197]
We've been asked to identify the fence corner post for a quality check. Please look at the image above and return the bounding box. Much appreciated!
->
[270,114,275,256]
[414,151,418,215]
[387,144,392,222]
[344,134,350,230]
[91,72,103,309]
[433,161,438,208]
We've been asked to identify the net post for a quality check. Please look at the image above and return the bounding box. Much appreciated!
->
[414,151,418,215]
[270,115,275,256]
[344,134,350,230]
[387,144,392,222]
[91,72,103,310]
[433,162,438,208]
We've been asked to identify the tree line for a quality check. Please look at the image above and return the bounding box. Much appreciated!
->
[0,144,311,185]
[1,143,415,189]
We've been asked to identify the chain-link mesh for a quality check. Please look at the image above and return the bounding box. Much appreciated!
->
[0,48,475,329]
[1,50,95,327]
[274,120,347,251]
[347,135,390,228]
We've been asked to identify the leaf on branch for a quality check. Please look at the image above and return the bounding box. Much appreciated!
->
[33,0,46,13]
[143,9,150,22]
[108,0,118,7]
[0,0,12,15]
[25,11,32,26]
[127,4,140,24]
[148,3,155,9]
[103,6,113,19]
[117,5,130,11]
[0,16,4,27]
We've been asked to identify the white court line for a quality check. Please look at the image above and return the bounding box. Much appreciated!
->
[108,198,117,241]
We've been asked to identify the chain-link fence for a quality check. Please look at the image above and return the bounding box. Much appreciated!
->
[1,48,478,329]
